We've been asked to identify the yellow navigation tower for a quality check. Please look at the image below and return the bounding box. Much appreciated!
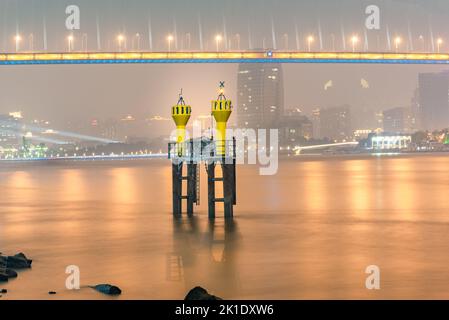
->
[171,89,192,156]
[211,82,233,156]
[168,84,237,219]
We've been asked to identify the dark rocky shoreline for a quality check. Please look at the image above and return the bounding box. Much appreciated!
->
[0,252,32,281]
[1,253,219,300]
[0,252,33,297]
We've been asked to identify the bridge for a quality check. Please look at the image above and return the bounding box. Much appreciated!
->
[1,51,449,65]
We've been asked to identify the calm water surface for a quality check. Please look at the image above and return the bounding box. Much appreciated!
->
[1,155,449,299]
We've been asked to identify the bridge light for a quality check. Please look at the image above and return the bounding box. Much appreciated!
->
[394,37,402,52]
[132,33,141,51]
[167,34,174,52]
[437,38,443,53]
[350,35,359,52]
[117,34,125,52]
[215,34,223,52]
[14,34,22,52]
[67,35,74,52]
[418,35,425,52]
[307,35,314,52]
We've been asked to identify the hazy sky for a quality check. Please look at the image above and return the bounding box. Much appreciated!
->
[2,0,449,52]
[0,0,448,126]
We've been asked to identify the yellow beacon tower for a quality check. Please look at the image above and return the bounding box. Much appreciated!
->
[212,82,233,156]
[172,90,192,156]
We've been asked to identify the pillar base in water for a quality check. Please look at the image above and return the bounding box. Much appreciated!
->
[172,161,198,217]
[207,161,236,219]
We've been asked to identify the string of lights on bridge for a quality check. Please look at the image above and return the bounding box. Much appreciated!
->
[6,31,447,54]
[2,29,449,65]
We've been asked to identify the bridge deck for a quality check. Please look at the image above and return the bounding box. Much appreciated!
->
[1,51,449,65]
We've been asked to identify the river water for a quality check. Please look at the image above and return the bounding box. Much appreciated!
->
[1,154,449,300]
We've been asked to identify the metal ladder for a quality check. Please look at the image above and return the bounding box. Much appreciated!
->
[196,164,201,205]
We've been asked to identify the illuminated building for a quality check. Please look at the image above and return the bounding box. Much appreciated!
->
[354,129,376,140]
[237,61,284,129]
[0,114,21,149]
[383,107,414,133]
[279,109,313,148]
[352,107,379,132]
[20,136,48,158]
[368,133,412,150]
[319,105,353,141]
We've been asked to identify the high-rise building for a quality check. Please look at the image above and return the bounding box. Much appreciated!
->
[278,108,313,147]
[383,107,414,133]
[411,88,421,130]
[310,108,321,139]
[0,113,21,149]
[418,72,449,131]
[319,105,353,141]
[352,106,379,131]
[237,63,284,129]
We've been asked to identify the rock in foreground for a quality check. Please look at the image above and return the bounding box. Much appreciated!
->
[0,253,33,269]
[0,269,18,282]
[185,287,222,300]
[90,284,122,295]
[0,252,32,283]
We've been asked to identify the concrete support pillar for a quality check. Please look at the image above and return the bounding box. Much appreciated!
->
[207,162,216,219]
[172,162,183,216]
[222,163,235,218]
[187,163,198,216]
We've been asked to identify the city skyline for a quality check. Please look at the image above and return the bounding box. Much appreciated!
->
[0,63,447,128]
[2,0,449,131]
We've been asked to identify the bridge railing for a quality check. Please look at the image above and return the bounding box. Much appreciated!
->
[2,51,449,64]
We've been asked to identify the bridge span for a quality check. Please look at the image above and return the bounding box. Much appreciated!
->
[1,51,449,65]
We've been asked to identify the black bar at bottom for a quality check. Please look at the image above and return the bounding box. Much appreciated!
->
[0,300,441,319]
